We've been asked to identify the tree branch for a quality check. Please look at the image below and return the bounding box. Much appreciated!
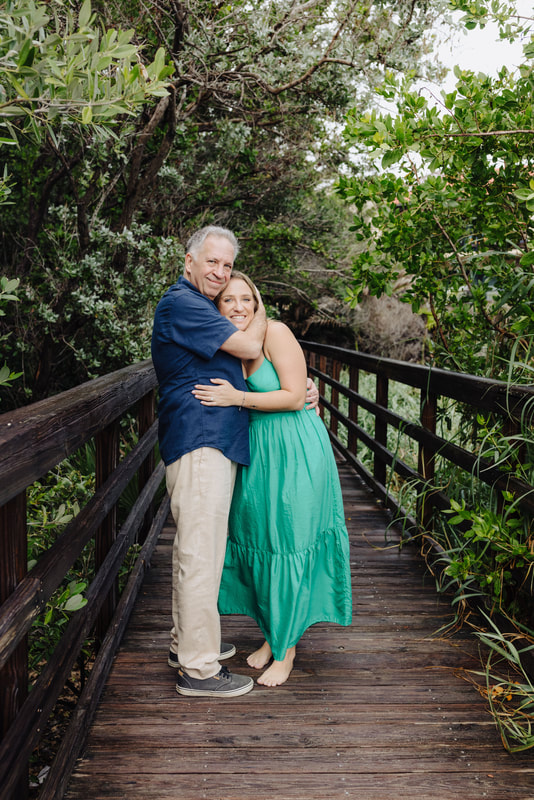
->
[260,0,359,95]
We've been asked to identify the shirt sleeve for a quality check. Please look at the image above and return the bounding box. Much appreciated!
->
[164,289,237,360]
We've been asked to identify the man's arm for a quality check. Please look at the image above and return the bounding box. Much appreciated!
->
[219,294,267,360]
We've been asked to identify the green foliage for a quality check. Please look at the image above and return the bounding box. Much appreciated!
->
[27,458,95,675]
[443,498,534,612]
[0,0,451,405]
[449,0,532,37]
[471,612,534,753]
[2,217,182,398]
[0,276,22,392]
[27,458,94,564]
[338,3,534,380]
[25,426,154,677]
[334,362,534,628]
[30,578,89,678]
[0,0,172,149]
[434,404,534,622]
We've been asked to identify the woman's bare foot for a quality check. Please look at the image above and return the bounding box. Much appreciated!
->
[247,641,272,669]
[257,646,296,687]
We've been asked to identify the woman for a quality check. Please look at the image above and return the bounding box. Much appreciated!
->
[193,272,352,686]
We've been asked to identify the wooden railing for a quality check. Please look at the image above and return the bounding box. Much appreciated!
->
[301,342,534,533]
[0,360,169,800]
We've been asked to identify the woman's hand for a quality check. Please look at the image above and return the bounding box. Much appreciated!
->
[305,378,321,416]
[192,378,241,407]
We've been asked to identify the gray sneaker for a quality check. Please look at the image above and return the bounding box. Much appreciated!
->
[168,642,236,668]
[176,665,254,697]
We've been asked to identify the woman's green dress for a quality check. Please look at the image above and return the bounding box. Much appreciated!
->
[218,358,352,660]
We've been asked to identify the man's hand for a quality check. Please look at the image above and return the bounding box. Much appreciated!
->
[305,378,320,415]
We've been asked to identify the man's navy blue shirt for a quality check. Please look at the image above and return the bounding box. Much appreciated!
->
[151,276,250,467]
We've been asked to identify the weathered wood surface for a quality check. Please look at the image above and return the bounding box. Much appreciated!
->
[301,341,534,418]
[0,360,156,508]
[65,462,534,800]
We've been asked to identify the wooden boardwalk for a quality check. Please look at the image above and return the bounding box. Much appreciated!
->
[65,461,534,800]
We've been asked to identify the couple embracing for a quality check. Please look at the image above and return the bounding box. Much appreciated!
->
[151,226,352,697]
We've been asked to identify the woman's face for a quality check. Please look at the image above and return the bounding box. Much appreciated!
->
[217,278,256,330]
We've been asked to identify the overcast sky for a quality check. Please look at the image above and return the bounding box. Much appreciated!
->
[436,2,532,90]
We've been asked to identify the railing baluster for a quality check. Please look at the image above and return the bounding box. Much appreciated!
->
[0,491,28,800]
[137,389,156,544]
[348,365,359,456]
[374,374,389,488]
[331,359,341,437]
[318,354,327,422]
[418,392,437,529]
[94,421,120,644]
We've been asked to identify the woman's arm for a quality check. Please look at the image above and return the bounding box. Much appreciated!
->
[193,321,307,412]
[218,293,267,360]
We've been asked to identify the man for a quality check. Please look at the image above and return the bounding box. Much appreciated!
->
[151,225,317,698]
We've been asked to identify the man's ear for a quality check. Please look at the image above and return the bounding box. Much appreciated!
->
[184,252,192,276]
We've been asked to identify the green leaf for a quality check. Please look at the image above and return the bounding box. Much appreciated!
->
[519,251,534,266]
[18,39,35,68]
[0,277,20,292]
[78,0,92,28]
[381,149,402,168]
[81,105,93,124]
[64,594,88,612]
[6,76,31,100]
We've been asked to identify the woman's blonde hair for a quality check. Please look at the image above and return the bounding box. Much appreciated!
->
[215,270,259,312]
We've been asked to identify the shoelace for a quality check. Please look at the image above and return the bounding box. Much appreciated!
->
[217,665,230,679]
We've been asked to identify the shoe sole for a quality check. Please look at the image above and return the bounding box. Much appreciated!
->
[176,678,254,698]
[168,644,236,668]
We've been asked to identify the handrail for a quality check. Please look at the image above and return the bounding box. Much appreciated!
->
[303,343,534,418]
[300,341,534,528]
[0,359,158,507]
[0,360,169,800]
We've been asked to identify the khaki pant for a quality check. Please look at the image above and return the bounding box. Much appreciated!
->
[165,448,237,680]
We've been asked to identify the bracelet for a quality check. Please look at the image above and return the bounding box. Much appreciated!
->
[239,391,246,411]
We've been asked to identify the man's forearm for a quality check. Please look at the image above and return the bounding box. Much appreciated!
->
[245,311,267,354]
[220,307,267,360]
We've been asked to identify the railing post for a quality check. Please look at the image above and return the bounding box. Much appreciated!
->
[348,365,359,456]
[374,375,388,488]
[0,491,28,800]
[418,392,437,529]
[137,389,156,544]
[94,421,120,644]
[330,359,341,437]
[318,354,327,422]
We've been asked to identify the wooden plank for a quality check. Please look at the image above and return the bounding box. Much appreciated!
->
[63,745,530,772]
[65,771,534,800]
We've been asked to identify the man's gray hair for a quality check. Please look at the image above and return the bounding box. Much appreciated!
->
[186,226,240,259]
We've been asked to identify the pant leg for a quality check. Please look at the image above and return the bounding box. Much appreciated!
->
[165,447,237,680]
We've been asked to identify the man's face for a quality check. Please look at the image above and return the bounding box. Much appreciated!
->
[184,235,235,299]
